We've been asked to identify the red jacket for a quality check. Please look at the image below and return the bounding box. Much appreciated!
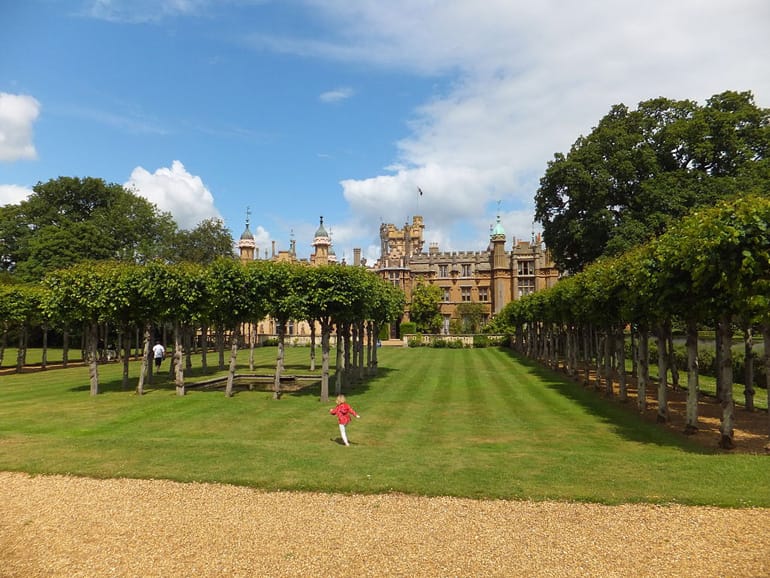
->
[330,402,358,425]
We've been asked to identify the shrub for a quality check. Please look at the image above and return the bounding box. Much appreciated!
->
[473,335,489,348]
[407,333,423,348]
[432,338,448,348]
[400,322,417,336]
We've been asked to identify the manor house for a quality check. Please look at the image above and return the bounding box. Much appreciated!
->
[375,215,559,335]
[238,213,559,337]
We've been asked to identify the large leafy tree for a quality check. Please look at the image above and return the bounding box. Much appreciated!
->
[409,282,443,333]
[535,90,770,273]
[0,176,177,280]
[172,218,235,265]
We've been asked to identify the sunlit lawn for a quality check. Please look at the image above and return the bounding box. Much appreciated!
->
[1,346,768,506]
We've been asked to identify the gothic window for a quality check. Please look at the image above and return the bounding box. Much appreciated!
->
[518,278,535,297]
[439,264,448,277]
[518,260,534,276]
[478,287,489,302]
[461,263,472,277]
[442,287,451,302]
[461,286,472,301]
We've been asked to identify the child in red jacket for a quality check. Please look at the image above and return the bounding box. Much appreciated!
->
[330,394,360,446]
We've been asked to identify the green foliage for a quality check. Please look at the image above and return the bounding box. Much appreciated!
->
[399,321,417,335]
[2,176,178,280]
[454,302,486,333]
[407,333,423,347]
[472,334,489,348]
[172,218,235,265]
[409,282,443,333]
[535,91,770,273]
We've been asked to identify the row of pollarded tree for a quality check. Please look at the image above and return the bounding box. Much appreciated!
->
[1,259,405,402]
[495,193,770,450]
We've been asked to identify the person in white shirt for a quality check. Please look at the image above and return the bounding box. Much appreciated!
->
[152,341,165,368]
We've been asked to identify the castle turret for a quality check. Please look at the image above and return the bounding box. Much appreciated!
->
[238,208,256,263]
[311,216,331,265]
[490,214,508,314]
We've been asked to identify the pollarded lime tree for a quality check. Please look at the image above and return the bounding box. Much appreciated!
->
[42,262,117,394]
[136,261,207,396]
[669,195,770,448]
[205,258,269,397]
[0,282,45,372]
[366,278,405,376]
[259,261,307,399]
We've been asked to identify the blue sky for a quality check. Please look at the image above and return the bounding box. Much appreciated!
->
[2,0,769,264]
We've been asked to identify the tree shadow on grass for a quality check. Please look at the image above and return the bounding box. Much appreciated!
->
[74,365,398,399]
[496,347,715,455]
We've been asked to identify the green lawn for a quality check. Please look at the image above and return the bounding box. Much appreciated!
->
[1,346,768,507]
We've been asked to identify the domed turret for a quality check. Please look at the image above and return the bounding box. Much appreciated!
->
[238,208,257,262]
[491,214,506,241]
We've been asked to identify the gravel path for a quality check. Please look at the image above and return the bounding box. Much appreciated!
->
[1,472,768,577]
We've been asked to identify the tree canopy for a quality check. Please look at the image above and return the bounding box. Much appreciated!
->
[535,90,770,273]
[0,176,235,281]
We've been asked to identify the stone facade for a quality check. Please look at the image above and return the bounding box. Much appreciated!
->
[238,212,560,337]
[374,215,559,334]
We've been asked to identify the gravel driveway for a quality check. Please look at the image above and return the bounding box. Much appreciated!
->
[1,472,767,577]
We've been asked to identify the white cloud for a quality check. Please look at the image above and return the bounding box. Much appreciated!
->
[0,184,33,206]
[124,160,222,229]
[319,87,354,103]
[0,93,40,162]
[299,0,770,246]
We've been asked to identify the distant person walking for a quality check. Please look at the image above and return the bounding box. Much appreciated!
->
[330,394,360,446]
[152,341,165,369]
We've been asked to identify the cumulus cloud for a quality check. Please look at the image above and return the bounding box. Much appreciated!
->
[281,0,770,246]
[0,184,33,206]
[0,93,40,162]
[124,160,222,229]
[319,87,354,103]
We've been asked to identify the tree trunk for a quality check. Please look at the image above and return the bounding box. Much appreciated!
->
[174,322,185,396]
[200,323,209,372]
[335,324,344,396]
[743,323,755,412]
[249,324,256,372]
[87,322,99,396]
[136,323,152,395]
[370,321,379,376]
[684,319,699,434]
[41,324,48,370]
[667,331,679,390]
[655,323,669,423]
[603,328,613,397]
[357,320,365,382]
[761,324,770,450]
[310,322,316,372]
[15,324,27,373]
[0,323,6,367]
[320,324,331,403]
[273,321,285,400]
[637,327,649,414]
[225,327,239,397]
[616,325,627,402]
[717,315,735,449]
[217,325,226,370]
[120,325,130,390]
